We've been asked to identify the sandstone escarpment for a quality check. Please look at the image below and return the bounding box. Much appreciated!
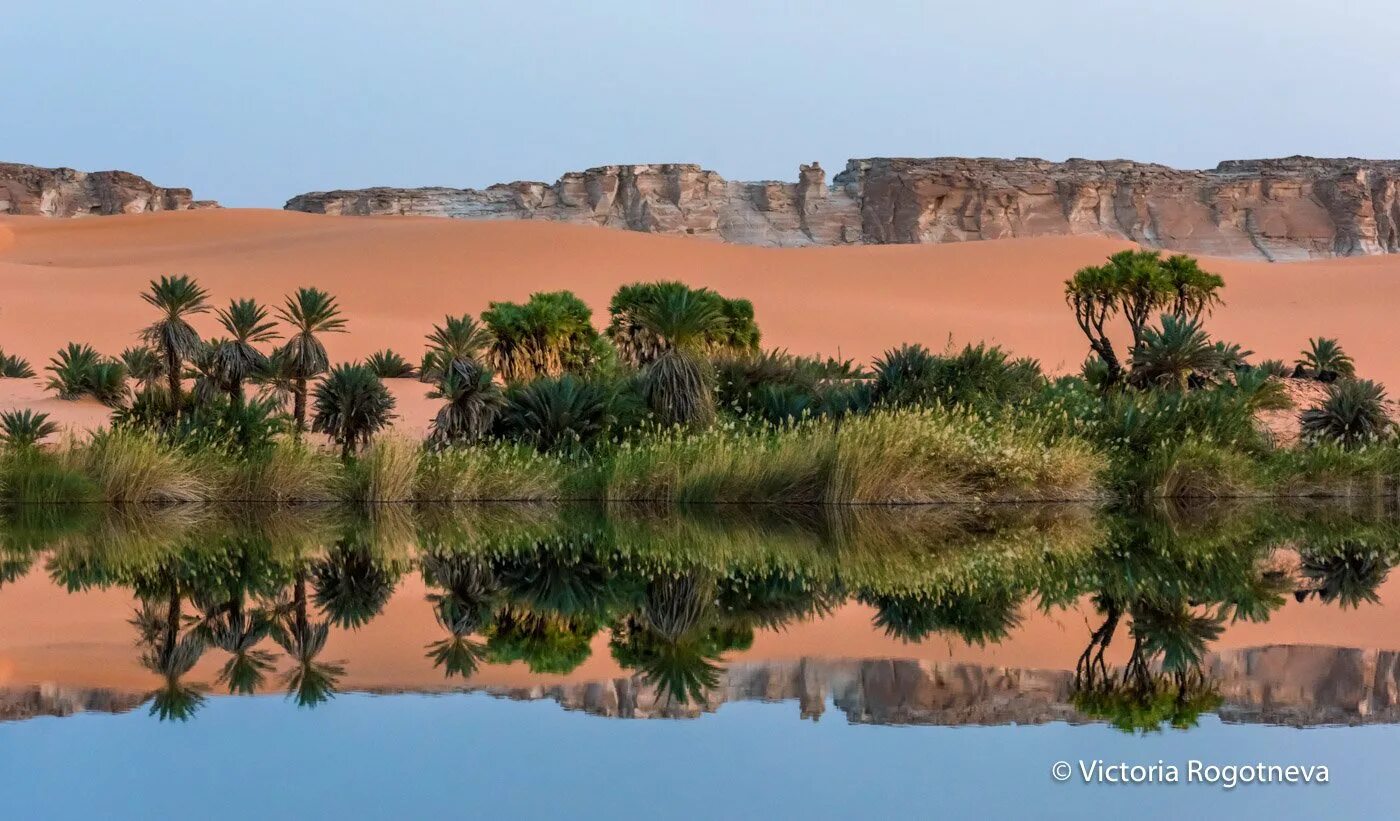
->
[0,162,216,217]
[285,156,1400,259]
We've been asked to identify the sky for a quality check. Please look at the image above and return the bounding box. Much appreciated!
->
[6,1,1398,207]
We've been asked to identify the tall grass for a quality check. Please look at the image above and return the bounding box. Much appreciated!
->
[81,429,210,503]
[220,438,339,503]
[826,409,1103,503]
[344,436,421,503]
[415,443,568,502]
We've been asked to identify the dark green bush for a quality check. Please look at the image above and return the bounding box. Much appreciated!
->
[1300,379,1392,448]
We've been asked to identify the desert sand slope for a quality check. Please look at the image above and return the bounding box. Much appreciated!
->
[1,208,1397,434]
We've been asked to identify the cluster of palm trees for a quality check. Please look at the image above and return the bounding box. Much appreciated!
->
[19,275,773,458]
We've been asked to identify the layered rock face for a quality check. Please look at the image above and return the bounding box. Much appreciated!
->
[284,162,862,246]
[0,162,216,217]
[285,156,1400,259]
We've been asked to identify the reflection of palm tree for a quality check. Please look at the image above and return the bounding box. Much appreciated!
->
[862,586,1023,646]
[207,608,276,694]
[1297,546,1390,609]
[421,552,495,680]
[132,586,208,722]
[311,542,400,629]
[273,569,345,707]
[610,573,742,709]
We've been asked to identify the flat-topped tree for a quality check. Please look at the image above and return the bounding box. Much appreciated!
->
[140,274,210,408]
[1066,251,1225,389]
[276,287,347,432]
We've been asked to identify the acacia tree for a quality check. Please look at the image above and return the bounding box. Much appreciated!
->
[1161,254,1224,322]
[276,287,347,431]
[1065,251,1225,389]
[141,274,210,407]
[1065,265,1125,386]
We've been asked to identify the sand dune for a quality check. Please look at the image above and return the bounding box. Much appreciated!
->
[1,208,1398,433]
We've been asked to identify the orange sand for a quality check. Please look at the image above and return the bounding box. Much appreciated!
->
[2,209,1398,435]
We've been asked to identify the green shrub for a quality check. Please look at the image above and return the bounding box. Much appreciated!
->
[0,350,34,379]
[342,436,420,503]
[46,343,124,403]
[1143,439,1258,499]
[1295,337,1356,381]
[416,443,568,501]
[365,349,416,379]
[873,342,1042,411]
[499,375,622,452]
[481,291,602,383]
[312,364,396,459]
[0,410,59,449]
[1300,379,1392,448]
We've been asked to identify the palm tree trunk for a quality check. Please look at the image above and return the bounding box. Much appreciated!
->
[293,570,309,637]
[165,346,181,408]
[293,378,307,432]
[228,379,244,409]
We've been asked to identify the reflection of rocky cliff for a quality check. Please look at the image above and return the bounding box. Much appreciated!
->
[491,646,1400,727]
[0,684,145,722]
[284,157,1400,259]
[12,645,1400,727]
[0,162,216,216]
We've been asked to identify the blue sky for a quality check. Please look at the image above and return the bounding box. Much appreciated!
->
[7,1,1397,207]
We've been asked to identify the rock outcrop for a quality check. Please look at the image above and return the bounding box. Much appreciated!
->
[0,162,216,217]
[285,156,1400,260]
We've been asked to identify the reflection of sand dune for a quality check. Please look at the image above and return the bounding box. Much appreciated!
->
[5,209,1400,437]
[12,645,1400,728]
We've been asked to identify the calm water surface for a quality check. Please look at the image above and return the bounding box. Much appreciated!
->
[2,502,1398,819]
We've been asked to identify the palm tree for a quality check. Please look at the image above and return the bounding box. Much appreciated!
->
[421,315,494,383]
[276,287,347,431]
[427,359,504,446]
[132,585,208,722]
[1300,379,1392,448]
[120,346,166,394]
[311,363,396,460]
[1127,315,1224,391]
[207,607,277,695]
[0,409,58,449]
[481,291,600,383]
[422,552,496,679]
[140,274,210,407]
[1295,337,1356,382]
[212,298,279,406]
[633,288,726,427]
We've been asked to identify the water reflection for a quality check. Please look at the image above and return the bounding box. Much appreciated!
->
[3,500,1400,728]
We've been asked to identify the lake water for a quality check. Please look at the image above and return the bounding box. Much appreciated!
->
[2,502,1398,819]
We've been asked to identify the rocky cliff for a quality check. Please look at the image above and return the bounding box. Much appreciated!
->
[285,156,1400,260]
[0,162,216,217]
